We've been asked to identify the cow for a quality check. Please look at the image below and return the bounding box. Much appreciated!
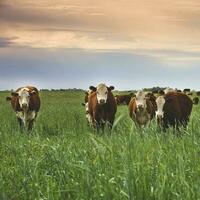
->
[81,90,94,126]
[164,87,174,94]
[6,86,41,130]
[128,90,156,128]
[155,92,193,131]
[115,93,134,105]
[158,90,165,95]
[193,97,199,105]
[183,88,190,94]
[196,91,200,96]
[88,83,117,132]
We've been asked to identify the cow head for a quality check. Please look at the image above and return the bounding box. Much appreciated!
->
[155,96,166,125]
[11,89,36,110]
[89,83,114,105]
[135,90,147,111]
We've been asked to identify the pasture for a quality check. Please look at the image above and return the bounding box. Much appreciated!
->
[0,91,200,200]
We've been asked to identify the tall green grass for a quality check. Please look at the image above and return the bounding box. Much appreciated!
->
[0,91,200,200]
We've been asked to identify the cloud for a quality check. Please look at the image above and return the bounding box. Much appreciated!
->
[0,0,200,65]
[0,37,17,47]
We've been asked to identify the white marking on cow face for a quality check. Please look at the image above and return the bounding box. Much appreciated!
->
[18,89,30,109]
[155,96,165,119]
[135,91,147,110]
[96,83,108,104]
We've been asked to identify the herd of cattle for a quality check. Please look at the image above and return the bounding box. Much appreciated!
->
[4,85,199,132]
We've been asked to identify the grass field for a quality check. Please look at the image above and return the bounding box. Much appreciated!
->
[1,91,200,200]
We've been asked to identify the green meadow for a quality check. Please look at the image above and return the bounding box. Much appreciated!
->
[0,91,200,200]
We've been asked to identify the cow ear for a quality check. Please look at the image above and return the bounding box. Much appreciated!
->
[6,97,12,101]
[108,86,115,91]
[85,91,89,95]
[11,92,18,97]
[89,86,96,91]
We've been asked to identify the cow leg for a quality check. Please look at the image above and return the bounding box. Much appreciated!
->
[108,118,114,130]
[28,120,34,131]
[17,117,23,128]
[146,118,151,128]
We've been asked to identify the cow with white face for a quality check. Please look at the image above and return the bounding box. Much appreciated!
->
[135,90,147,111]
[87,83,117,131]
[6,86,41,130]
[128,90,155,128]
[164,87,174,94]
[90,83,114,105]
[155,96,166,127]
[155,92,193,131]
[81,90,94,126]
[16,88,34,110]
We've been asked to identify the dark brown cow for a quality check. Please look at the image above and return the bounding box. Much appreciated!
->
[183,88,190,93]
[193,97,199,105]
[156,92,193,131]
[158,90,165,95]
[6,86,41,130]
[196,91,200,96]
[128,90,155,128]
[88,83,117,131]
[115,93,134,105]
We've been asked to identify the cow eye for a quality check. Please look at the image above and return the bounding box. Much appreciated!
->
[97,92,99,94]
[105,91,108,95]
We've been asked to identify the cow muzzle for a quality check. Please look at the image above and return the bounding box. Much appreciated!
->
[99,99,106,104]
[137,104,144,111]
[22,103,28,110]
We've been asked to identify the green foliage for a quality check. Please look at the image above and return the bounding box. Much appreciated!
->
[0,91,200,200]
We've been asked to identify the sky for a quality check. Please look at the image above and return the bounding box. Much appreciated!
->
[0,0,200,90]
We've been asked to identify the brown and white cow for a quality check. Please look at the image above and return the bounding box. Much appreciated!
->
[128,90,155,128]
[164,87,175,94]
[81,90,94,126]
[6,86,41,130]
[115,93,135,105]
[156,92,193,131]
[88,83,117,131]
[193,97,199,105]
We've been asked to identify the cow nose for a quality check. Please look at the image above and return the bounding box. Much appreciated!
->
[100,99,105,104]
[22,103,28,109]
[138,105,143,110]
